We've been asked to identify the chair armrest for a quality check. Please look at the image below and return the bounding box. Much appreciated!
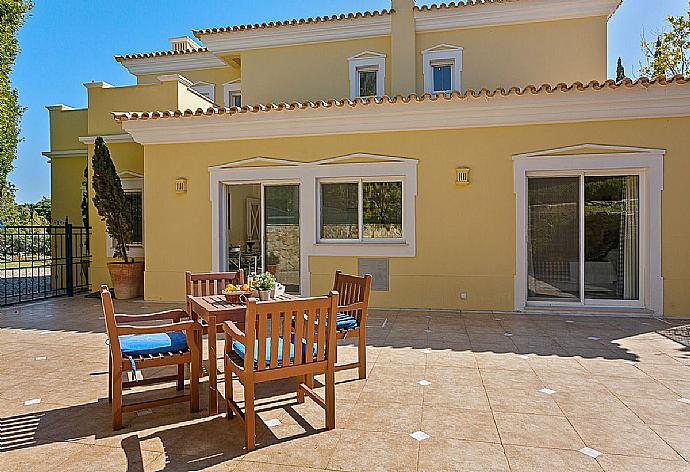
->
[115,309,187,323]
[117,320,201,336]
[223,321,246,344]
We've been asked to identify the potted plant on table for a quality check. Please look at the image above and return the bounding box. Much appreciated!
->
[253,272,276,301]
[91,137,143,299]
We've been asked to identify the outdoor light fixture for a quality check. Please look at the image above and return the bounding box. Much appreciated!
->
[175,178,188,194]
[455,167,470,186]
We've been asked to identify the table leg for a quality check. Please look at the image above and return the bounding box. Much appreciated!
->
[208,314,218,416]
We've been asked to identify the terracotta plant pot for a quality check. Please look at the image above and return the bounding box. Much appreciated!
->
[107,261,145,300]
[266,264,278,275]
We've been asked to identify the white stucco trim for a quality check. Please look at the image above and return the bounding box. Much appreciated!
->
[209,154,418,296]
[348,51,386,99]
[120,81,690,145]
[512,144,664,316]
[415,0,622,32]
[117,52,228,75]
[42,149,88,159]
[422,44,463,94]
[222,79,242,107]
[199,16,393,54]
[78,134,134,145]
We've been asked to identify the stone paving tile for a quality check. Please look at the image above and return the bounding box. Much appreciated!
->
[2,298,690,471]
[504,445,604,472]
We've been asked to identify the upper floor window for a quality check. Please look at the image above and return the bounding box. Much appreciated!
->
[348,51,386,99]
[223,79,242,108]
[191,81,215,102]
[422,45,463,94]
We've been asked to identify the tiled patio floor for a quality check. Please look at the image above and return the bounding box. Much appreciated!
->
[1,297,690,471]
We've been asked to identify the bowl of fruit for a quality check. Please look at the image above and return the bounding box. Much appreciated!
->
[223,283,253,303]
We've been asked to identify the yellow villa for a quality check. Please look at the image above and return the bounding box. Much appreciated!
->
[45,0,690,317]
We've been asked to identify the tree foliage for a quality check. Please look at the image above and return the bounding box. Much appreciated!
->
[0,0,32,220]
[616,57,626,81]
[91,137,132,263]
[641,6,690,77]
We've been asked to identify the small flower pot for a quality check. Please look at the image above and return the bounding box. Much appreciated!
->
[258,290,272,301]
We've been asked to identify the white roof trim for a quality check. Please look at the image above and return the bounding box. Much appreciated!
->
[201,15,392,54]
[415,0,622,32]
[513,143,667,160]
[118,52,228,76]
[42,149,88,159]
[421,44,464,53]
[348,51,387,60]
[79,134,134,145]
[121,82,690,145]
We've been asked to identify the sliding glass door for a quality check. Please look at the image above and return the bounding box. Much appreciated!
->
[263,184,300,294]
[527,174,641,305]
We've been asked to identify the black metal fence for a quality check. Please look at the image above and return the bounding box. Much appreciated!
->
[0,221,91,306]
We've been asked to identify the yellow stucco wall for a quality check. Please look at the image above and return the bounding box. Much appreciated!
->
[137,67,241,106]
[416,17,608,93]
[240,37,393,105]
[50,155,86,225]
[126,117,690,317]
[48,108,88,151]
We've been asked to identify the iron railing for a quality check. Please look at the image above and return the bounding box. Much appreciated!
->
[0,220,91,306]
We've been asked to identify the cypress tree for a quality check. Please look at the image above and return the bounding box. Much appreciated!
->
[616,57,626,81]
[91,137,132,263]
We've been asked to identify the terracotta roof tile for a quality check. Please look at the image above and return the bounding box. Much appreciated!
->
[192,9,393,37]
[115,48,210,62]
[113,75,690,123]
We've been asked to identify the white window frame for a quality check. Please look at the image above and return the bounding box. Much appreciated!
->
[209,154,418,296]
[348,51,386,99]
[513,144,664,316]
[190,81,215,103]
[106,172,144,258]
[222,79,242,108]
[422,44,463,94]
[318,177,406,244]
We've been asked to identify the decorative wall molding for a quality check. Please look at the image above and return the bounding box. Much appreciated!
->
[201,15,392,53]
[78,134,135,145]
[121,82,690,145]
[117,52,228,75]
[415,0,622,32]
[42,149,88,159]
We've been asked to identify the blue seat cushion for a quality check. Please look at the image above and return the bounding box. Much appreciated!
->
[232,337,317,367]
[336,313,358,331]
[119,331,188,357]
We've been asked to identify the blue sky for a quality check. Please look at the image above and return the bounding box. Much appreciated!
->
[9,0,688,203]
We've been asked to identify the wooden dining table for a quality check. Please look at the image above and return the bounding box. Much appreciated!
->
[187,293,297,415]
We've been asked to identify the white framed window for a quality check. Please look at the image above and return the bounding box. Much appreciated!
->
[348,51,386,99]
[513,144,664,316]
[190,81,215,102]
[223,79,242,108]
[106,172,144,258]
[318,177,404,243]
[422,44,463,94]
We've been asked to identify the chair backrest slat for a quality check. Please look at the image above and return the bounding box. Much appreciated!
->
[257,310,268,371]
[317,306,326,362]
[281,311,292,367]
[269,311,281,369]
[305,307,316,364]
[293,308,304,365]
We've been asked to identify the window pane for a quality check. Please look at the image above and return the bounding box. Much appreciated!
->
[321,183,359,239]
[363,181,403,239]
[231,94,242,107]
[125,192,143,245]
[433,64,452,92]
[527,177,580,300]
[359,70,377,97]
[584,175,639,300]
[265,185,300,293]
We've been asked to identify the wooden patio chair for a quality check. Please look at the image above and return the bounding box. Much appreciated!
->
[223,292,339,451]
[333,271,372,379]
[185,270,245,332]
[101,285,201,430]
